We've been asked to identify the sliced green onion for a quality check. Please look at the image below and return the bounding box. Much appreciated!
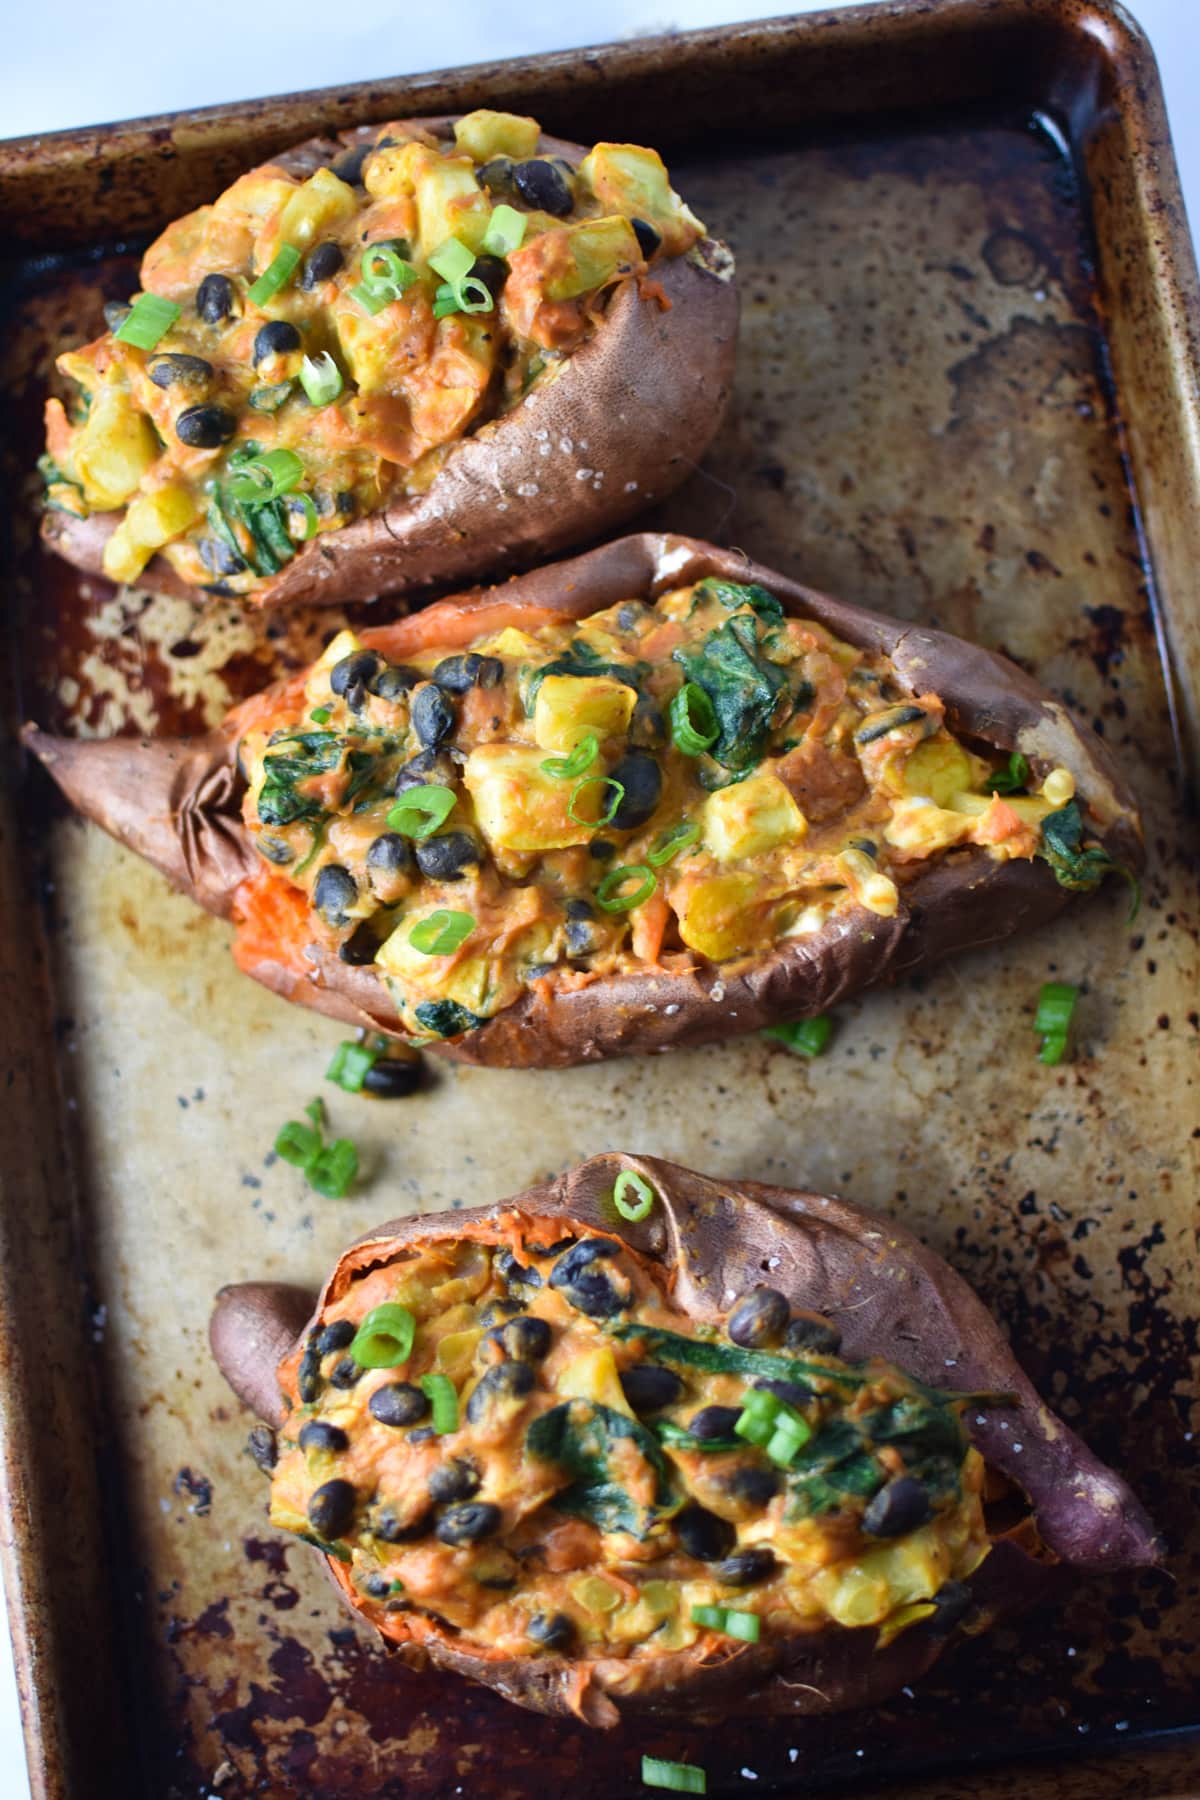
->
[274,1119,321,1167]
[363,244,418,290]
[248,244,301,306]
[642,1759,706,1794]
[429,238,476,285]
[386,784,457,839]
[421,1372,459,1433]
[595,863,656,913]
[350,282,392,317]
[1038,1032,1069,1066]
[568,774,624,826]
[299,351,344,406]
[326,1040,380,1093]
[1035,981,1078,1037]
[433,277,493,318]
[304,1096,325,1129]
[613,1169,656,1222]
[765,1414,813,1466]
[670,682,719,756]
[310,706,331,724]
[409,909,475,956]
[482,204,527,257]
[229,448,305,505]
[308,1137,359,1199]
[248,380,294,413]
[114,292,182,351]
[287,492,320,540]
[990,751,1030,796]
[762,1015,833,1057]
[541,733,598,780]
[648,821,700,867]
[350,1302,415,1368]
[691,1605,761,1643]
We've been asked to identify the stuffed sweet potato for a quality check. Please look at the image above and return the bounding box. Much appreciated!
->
[210,1153,1156,1727]
[40,113,735,606]
[24,534,1143,1067]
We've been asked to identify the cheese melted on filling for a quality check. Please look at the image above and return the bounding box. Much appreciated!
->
[42,111,704,592]
[269,1223,992,1661]
[236,576,1086,1040]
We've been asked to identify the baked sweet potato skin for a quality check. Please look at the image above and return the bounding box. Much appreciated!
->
[23,533,1144,1068]
[209,1154,1157,1726]
[40,120,738,609]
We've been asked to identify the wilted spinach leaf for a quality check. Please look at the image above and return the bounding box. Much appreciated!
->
[527,1400,676,1537]
[258,731,344,827]
[673,611,791,772]
[692,577,785,624]
[1039,800,1139,920]
[413,1000,484,1039]
[609,1321,863,1390]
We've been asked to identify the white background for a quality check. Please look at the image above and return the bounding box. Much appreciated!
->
[1,2,1196,1793]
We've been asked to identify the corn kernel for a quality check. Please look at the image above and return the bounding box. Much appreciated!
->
[1041,766,1076,806]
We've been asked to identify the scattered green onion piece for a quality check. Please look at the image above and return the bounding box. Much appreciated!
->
[541,733,599,780]
[1035,981,1078,1038]
[738,1388,782,1421]
[568,774,624,827]
[274,1120,321,1167]
[363,244,419,290]
[613,1169,656,1222]
[287,492,320,540]
[1038,1032,1070,1066]
[762,1015,833,1057]
[299,351,344,406]
[409,909,476,956]
[669,682,719,756]
[765,1414,812,1466]
[350,1302,416,1368]
[248,244,301,306]
[326,1040,380,1093]
[691,1605,761,1644]
[642,1759,706,1795]
[429,238,476,285]
[431,285,460,320]
[648,821,700,867]
[304,1096,325,1129]
[248,380,294,413]
[229,448,305,505]
[990,751,1030,796]
[595,863,656,913]
[421,1372,459,1434]
[432,277,493,317]
[386,784,457,839]
[351,281,392,316]
[308,1137,359,1199]
[114,292,182,351]
[310,707,331,725]
[482,204,527,257]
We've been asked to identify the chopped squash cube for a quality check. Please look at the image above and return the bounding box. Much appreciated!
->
[454,110,540,162]
[101,483,203,583]
[815,1526,953,1630]
[884,797,973,854]
[901,735,973,806]
[556,1345,633,1416]
[674,872,764,962]
[464,744,604,852]
[533,674,637,751]
[577,144,703,254]
[73,387,159,510]
[946,792,1051,826]
[702,770,806,863]
[376,926,488,1009]
[542,217,642,301]
[276,168,358,252]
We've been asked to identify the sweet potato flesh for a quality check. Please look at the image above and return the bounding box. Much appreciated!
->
[269,1207,991,1664]
[234,575,1099,1042]
[41,112,704,593]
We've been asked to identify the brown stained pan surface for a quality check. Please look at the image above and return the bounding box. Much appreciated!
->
[2,22,1199,1800]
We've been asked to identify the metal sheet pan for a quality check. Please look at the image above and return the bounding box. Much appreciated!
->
[1,2,1197,1794]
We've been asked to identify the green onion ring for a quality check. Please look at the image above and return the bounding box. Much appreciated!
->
[420,1372,459,1434]
[247,244,301,307]
[386,784,457,840]
[669,682,719,756]
[594,863,655,913]
[541,734,599,781]
[350,1302,416,1368]
[567,774,624,827]
[408,910,475,957]
[612,1169,656,1222]
[647,821,700,867]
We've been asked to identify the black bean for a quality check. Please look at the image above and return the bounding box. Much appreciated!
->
[432,652,503,693]
[512,159,573,216]
[328,1356,360,1390]
[300,241,344,289]
[410,682,457,749]
[246,1425,277,1473]
[199,536,247,579]
[370,662,421,701]
[330,649,381,713]
[565,916,600,957]
[103,300,132,332]
[363,1573,393,1599]
[196,273,234,323]
[631,217,663,258]
[607,749,662,831]
[479,1297,525,1326]
[407,1426,436,1445]
[427,1459,480,1504]
[688,1405,742,1440]
[316,1319,355,1355]
[314,863,358,927]
[724,1465,780,1507]
[465,1360,535,1424]
[339,921,381,965]
[414,831,479,881]
[175,405,236,449]
[253,320,302,365]
[477,1568,517,1590]
[485,1315,552,1363]
[394,749,452,793]
[929,1579,974,1636]
[527,1611,574,1651]
[256,835,293,868]
[564,898,595,920]
[436,1502,502,1546]
[362,1057,422,1099]
[375,1504,434,1543]
[478,156,517,201]
[784,1312,842,1356]
[299,1420,349,1454]
[308,1478,356,1539]
[331,143,372,184]
[728,1288,790,1349]
[549,1238,626,1320]
[861,1476,931,1539]
[675,1503,735,1562]
[714,1547,777,1588]
[148,352,213,389]
[369,1382,428,1427]
[630,695,666,747]
[753,1378,810,1410]
[335,489,357,516]
[297,1348,323,1403]
[620,1363,684,1414]
[496,1248,542,1290]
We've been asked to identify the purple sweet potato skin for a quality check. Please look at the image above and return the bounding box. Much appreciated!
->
[209,1153,1158,1726]
[23,532,1143,1066]
[39,120,738,609]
